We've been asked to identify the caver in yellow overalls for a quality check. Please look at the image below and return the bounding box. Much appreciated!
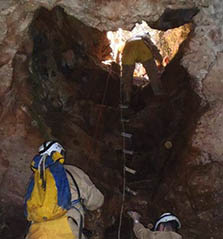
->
[121,34,164,104]
[26,165,104,239]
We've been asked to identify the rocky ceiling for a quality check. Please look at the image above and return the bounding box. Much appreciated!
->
[0,1,223,239]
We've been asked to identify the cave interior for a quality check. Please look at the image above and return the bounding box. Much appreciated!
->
[0,6,201,239]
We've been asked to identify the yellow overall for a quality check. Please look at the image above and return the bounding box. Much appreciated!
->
[122,38,153,65]
[27,216,75,239]
[121,35,164,104]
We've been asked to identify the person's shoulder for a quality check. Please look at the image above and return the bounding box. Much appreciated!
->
[154,231,182,239]
[171,231,182,239]
[64,164,86,175]
[64,164,78,170]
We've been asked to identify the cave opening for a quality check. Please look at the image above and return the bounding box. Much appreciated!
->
[0,5,201,239]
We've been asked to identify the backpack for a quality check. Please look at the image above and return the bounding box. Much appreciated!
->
[24,151,71,222]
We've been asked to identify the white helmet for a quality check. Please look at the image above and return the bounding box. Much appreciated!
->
[154,212,181,231]
[38,141,65,156]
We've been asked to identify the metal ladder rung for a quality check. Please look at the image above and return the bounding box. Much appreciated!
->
[125,166,136,174]
[120,118,130,123]
[120,104,129,109]
[121,132,132,138]
[125,186,137,196]
[123,149,134,155]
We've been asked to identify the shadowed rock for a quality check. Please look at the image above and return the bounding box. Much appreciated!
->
[151,8,199,31]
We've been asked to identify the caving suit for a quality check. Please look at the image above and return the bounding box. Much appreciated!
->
[26,164,104,239]
[133,222,182,239]
[121,34,164,104]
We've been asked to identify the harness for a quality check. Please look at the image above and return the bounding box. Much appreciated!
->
[66,169,85,239]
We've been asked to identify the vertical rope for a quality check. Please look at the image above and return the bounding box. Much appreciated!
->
[87,67,112,159]
[118,68,127,239]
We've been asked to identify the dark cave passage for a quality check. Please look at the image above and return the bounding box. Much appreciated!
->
[0,6,201,239]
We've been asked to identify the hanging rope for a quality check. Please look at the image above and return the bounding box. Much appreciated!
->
[118,68,128,239]
[87,65,113,159]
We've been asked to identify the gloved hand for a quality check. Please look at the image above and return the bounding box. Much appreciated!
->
[127,211,141,222]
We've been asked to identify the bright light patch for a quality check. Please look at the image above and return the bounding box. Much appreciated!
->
[104,21,191,80]
[105,21,157,79]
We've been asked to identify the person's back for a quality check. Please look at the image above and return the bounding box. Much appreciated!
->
[64,164,104,235]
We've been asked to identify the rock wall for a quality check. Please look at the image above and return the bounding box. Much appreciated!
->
[182,0,223,103]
